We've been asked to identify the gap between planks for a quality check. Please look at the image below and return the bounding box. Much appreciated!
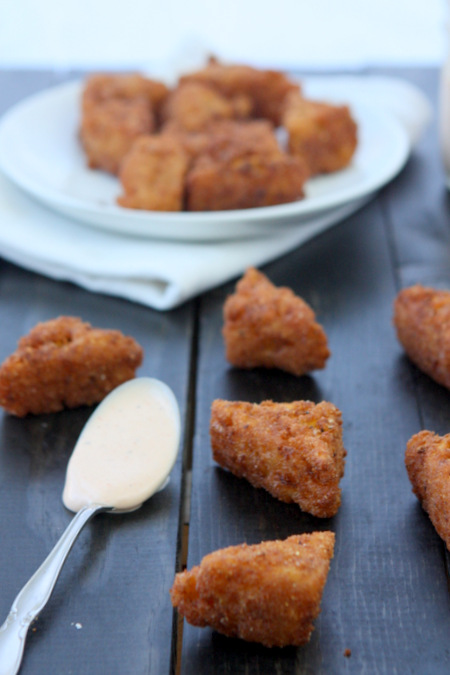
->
[170,299,199,675]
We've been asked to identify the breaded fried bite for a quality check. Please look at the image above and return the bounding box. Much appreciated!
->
[223,268,330,375]
[210,399,345,517]
[117,134,189,210]
[160,82,251,133]
[393,284,450,390]
[82,73,169,117]
[283,92,357,175]
[170,532,335,647]
[186,151,307,211]
[80,97,155,174]
[405,430,450,551]
[0,317,143,417]
[80,73,170,174]
[160,119,307,211]
[180,57,300,125]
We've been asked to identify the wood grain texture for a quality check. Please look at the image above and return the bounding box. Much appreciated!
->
[0,257,194,673]
[180,69,450,674]
[0,68,449,675]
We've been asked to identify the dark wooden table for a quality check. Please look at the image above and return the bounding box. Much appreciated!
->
[0,68,448,674]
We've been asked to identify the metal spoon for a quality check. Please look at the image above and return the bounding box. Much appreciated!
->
[0,377,180,675]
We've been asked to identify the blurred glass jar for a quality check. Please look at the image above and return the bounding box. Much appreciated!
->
[440,4,450,187]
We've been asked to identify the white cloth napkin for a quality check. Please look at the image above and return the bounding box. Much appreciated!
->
[0,75,431,310]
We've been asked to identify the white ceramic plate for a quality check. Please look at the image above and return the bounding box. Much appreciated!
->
[0,79,409,241]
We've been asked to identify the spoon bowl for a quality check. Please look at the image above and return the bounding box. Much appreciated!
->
[0,377,181,675]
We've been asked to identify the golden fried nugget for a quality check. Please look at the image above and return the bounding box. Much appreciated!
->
[0,317,143,417]
[82,73,169,117]
[160,82,251,133]
[170,531,335,647]
[158,119,289,210]
[186,151,307,211]
[223,268,330,375]
[80,97,155,174]
[80,73,170,173]
[405,430,450,551]
[393,284,450,389]
[283,92,357,175]
[117,134,189,210]
[180,57,300,125]
[210,399,345,517]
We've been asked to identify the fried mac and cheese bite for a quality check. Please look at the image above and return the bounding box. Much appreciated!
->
[393,284,450,390]
[170,532,335,647]
[0,316,143,417]
[179,119,307,211]
[405,430,450,551]
[223,268,330,375]
[118,120,307,211]
[282,92,358,176]
[80,73,170,174]
[117,134,189,210]
[80,97,155,175]
[160,82,251,133]
[82,73,169,117]
[186,151,307,211]
[210,399,345,518]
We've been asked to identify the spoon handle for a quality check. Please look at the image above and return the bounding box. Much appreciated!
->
[0,503,107,675]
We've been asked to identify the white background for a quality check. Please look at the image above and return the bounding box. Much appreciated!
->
[0,0,447,70]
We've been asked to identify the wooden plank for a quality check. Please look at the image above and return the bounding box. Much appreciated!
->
[0,68,196,674]
[0,267,194,673]
[381,68,450,580]
[1,66,450,675]
[180,69,450,673]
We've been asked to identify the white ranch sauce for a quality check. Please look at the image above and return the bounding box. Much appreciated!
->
[62,378,180,512]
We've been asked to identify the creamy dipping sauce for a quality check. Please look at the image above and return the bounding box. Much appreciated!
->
[62,378,180,512]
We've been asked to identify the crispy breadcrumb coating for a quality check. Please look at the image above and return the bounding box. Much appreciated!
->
[80,97,155,174]
[117,134,189,210]
[170,532,335,647]
[160,82,251,132]
[180,56,300,125]
[223,268,330,375]
[283,92,357,175]
[0,317,143,416]
[80,73,170,174]
[393,284,450,390]
[82,73,169,117]
[210,399,345,517]
[186,151,307,211]
[405,430,450,551]
[119,120,306,212]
